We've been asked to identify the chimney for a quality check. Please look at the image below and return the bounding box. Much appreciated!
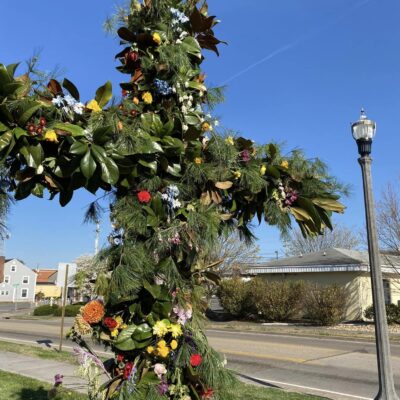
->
[0,256,4,283]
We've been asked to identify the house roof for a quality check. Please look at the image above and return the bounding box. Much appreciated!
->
[246,248,400,275]
[34,269,58,284]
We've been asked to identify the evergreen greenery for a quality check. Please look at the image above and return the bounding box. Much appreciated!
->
[0,1,347,398]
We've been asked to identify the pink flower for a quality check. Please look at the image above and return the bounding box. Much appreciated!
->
[154,363,167,379]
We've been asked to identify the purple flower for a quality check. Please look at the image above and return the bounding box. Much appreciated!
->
[172,305,192,325]
[240,150,251,162]
[158,380,169,395]
[54,374,63,385]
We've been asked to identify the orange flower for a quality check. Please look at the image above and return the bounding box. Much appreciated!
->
[81,300,105,324]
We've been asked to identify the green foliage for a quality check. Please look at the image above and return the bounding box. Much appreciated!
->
[303,284,348,326]
[252,279,306,322]
[33,304,59,316]
[364,303,400,325]
[0,0,348,398]
[53,304,82,317]
[217,278,255,318]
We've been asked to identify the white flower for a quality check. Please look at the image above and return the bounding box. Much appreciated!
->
[179,97,184,103]
[52,95,64,107]
[214,120,220,126]
[64,94,77,106]
[182,124,188,132]
[189,95,193,101]
[73,102,84,115]
[172,87,177,93]
[187,101,192,108]
[154,363,167,379]
[161,193,169,201]
[172,199,181,209]
[176,39,182,44]
[184,81,189,88]
[181,106,187,114]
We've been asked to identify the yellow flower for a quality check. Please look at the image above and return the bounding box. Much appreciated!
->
[169,324,183,338]
[111,328,119,338]
[157,340,167,348]
[44,130,58,143]
[147,346,155,354]
[281,160,289,169]
[194,157,202,165]
[153,321,169,337]
[86,99,102,113]
[142,92,153,105]
[121,324,128,329]
[201,122,211,132]
[170,340,178,350]
[133,97,140,105]
[225,136,234,146]
[260,165,267,176]
[152,32,162,45]
[157,346,170,358]
[233,170,241,179]
[115,316,123,328]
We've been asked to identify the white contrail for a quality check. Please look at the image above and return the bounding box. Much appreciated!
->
[220,0,372,86]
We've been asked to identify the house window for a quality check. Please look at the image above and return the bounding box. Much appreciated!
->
[0,291,4,296]
[383,280,391,305]
[4,275,10,284]
[21,289,28,298]
[11,265,16,272]
[22,276,29,284]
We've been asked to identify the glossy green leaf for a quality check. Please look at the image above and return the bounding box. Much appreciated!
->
[18,103,41,126]
[0,122,8,132]
[0,131,12,152]
[70,141,88,155]
[53,123,84,137]
[6,63,20,77]
[138,159,157,173]
[20,144,43,168]
[95,81,112,108]
[114,324,137,351]
[13,127,27,139]
[181,37,202,59]
[93,126,114,146]
[80,150,97,179]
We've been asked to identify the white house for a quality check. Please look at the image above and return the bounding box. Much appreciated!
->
[0,258,37,302]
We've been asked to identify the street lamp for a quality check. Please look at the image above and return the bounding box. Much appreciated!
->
[352,109,399,400]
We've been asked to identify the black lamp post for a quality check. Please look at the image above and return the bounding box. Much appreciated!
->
[352,109,399,400]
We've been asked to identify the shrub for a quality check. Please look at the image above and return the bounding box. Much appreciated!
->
[217,278,255,318]
[364,304,400,324]
[252,279,306,321]
[33,304,59,316]
[53,304,82,317]
[304,284,348,326]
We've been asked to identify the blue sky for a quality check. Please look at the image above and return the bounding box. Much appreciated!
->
[1,0,399,267]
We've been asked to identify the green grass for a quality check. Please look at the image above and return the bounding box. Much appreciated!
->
[0,370,87,400]
[228,382,326,399]
[0,340,76,364]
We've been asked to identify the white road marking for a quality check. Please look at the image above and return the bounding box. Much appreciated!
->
[249,376,372,400]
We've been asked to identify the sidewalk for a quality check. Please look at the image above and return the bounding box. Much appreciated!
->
[0,350,87,393]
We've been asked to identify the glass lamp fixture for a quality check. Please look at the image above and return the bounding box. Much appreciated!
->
[351,109,376,156]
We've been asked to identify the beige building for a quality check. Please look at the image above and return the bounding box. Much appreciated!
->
[246,248,400,321]
[34,269,61,299]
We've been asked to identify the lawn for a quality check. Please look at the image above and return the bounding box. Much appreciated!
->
[0,340,76,364]
[0,370,87,400]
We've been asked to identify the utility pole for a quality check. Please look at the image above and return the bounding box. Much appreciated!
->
[59,264,69,352]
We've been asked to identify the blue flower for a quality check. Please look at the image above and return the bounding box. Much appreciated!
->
[154,79,173,96]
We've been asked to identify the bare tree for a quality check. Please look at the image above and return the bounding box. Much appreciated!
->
[206,231,260,276]
[283,223,360,257]
[376,183,400,252]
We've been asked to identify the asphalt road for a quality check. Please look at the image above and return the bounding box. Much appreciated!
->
[0,318,399,400]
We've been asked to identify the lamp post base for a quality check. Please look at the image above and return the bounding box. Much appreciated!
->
[374,389,400,400]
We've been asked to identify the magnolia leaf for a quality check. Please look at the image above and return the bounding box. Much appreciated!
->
[95,81,113,108]
[47,79,62,95]
[80,151,97,179]
[53,123,84,137]
[0,122,8,132]
[117,27,136,42]
[13,127,27,139]
[215,181,233,189]
[70,141,88,155]
[289,207,312,222]
[62,78,80,101]
[0,131,12,152]
[18,103,41,126]
[6,63,20,78]
[312,198,346,213]
[211,190,222,204]
[181,37,202,59]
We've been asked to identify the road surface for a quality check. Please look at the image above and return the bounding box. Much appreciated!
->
[0,318,399,400]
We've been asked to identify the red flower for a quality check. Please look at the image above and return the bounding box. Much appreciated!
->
[123,361,134,379]
[190,354,202,367]
[122,89,127,97]
[116,354,124,363]
[137,190,151,203]
[202,388,214,399]
[103,317,118,330]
